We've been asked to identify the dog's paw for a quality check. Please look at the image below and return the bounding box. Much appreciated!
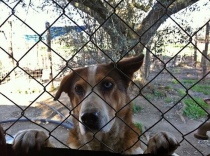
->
[13,129,51,154]
[144,131,179,155]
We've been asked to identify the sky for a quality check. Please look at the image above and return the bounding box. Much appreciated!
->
[0,0,84,36]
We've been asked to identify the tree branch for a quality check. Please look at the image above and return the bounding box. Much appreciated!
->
[70,0,199,54]
[135,0,199,51]
[71,0,128,54]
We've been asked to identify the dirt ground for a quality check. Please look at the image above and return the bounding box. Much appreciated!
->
[0,66,210,155]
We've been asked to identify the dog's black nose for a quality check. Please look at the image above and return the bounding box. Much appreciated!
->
[81,111,100,131]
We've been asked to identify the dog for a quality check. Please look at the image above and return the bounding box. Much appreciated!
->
[12,54,179,154]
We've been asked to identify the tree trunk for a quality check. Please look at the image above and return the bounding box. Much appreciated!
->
[8,21,15,80]
[144,45,151,80]
[69,0,199,82]
[71,0,198,55]
[46,22,54,90]
[202,22,209,81]
[194,33,198,67]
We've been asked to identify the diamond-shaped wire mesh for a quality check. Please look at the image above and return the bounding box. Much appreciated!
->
[0,0,210,155]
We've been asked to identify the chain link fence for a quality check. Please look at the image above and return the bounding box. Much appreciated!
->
[0,0,210,155]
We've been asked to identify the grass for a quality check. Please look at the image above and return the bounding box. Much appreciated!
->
[181,79,197,84]
[181,79,210,84]
[172,79,196,87]
[147,78,210,120]
[191,85,210,95]
[180,80,210,95]
[165,85,172,90]
[172,79,179,84]
[134,122,143,132]
[166,78,210,119]
[183,97,209,119]
[164,97,173,103]
[177,89,186,97]
[153,90,166,98]
[144,93,154,100]
[143,90,166,102]
[132,104,142,114]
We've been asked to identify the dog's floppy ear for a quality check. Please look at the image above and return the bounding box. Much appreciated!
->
[54,73,74,101]
[116,54,144,79]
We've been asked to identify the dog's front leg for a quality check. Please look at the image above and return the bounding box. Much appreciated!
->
[13,129,53,154]
[144,131,179,155]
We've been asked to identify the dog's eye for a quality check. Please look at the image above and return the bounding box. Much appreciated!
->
[75,85,84,95]
[102,81,113,90]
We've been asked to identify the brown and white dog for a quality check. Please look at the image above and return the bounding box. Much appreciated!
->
[12,54,179,154]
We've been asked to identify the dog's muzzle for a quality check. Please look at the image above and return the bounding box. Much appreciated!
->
[81,111,101,131]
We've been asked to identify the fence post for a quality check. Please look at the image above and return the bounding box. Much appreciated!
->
[45,22,54,90]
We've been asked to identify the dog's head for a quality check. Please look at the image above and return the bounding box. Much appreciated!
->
[54,54,144,135]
